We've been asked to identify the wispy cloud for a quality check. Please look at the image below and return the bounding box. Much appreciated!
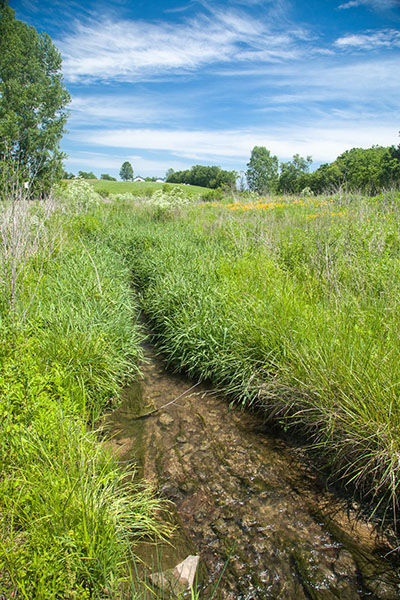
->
[69,95,189,125]
[64,152,190,175]
[335,29,400,49]
[58,7,308,82]
[338,0,400,10]
[73,123,398,164]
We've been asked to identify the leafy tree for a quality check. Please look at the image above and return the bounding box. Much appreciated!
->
[380,145,400,188]
[278,154,312,194]
[100,173,116,181]
[119,161,133,181]
[78,170,96,179]
[0,5,70,194]
[246,146,279,194]
[165,168,174,180]
[307,145,400,194]
[166,164,236,189]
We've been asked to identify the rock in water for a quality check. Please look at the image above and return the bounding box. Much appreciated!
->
[150,555,200,597]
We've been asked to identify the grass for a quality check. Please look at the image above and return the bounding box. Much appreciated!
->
[0,184,168,599]
[92,189,400,530]
[80,179,210,197]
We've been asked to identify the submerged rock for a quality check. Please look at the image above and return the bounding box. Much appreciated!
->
[159,412,174,427]
[150,555,200,597]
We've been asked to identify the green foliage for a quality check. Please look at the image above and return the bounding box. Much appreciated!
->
[167,164,237,189]
[99,192,400,526]
[278,154,312,193]
[246,146,279,194]
[119,161,134,181]
[55,178,101,213]
[100,173,116,181]
[78,170,97,179]
[0,199,166,598]
[0,5,70,194]
[308,145,400,194]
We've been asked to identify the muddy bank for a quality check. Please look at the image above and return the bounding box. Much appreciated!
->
[105,338,400,599]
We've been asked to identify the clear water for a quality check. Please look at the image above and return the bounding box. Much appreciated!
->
[105,340,400,599]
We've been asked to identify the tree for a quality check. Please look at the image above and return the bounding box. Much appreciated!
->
[62,170,75,179]
[100,173,116,181]
[166,164,236,189]
[0,5,70,194]
[78,170,96,179]
[246,146,279,194]
[120,161,133,181]
[278,154,312,194]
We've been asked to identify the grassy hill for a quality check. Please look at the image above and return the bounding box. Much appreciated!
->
[81,179,210,196]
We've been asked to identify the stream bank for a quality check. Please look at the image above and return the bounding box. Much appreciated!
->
[105,335,400,599]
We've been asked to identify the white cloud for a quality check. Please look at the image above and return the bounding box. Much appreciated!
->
[58,8,307,82]
[338,0,400,9]
[335,29,400,49]
[69,95,188,125]
[72,123,398,164]
[64,152,192,176]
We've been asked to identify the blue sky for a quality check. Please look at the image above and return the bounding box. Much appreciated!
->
[10,0,400,178]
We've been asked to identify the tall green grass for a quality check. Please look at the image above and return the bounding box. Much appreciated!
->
[0,193,166,598]
[95,191,400,527]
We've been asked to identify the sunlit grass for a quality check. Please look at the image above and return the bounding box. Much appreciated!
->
[0,202,167,598]
[97,190,400,528]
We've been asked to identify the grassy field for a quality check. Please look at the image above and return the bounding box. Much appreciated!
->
[95,189,400,527]
[81,179,210,197]
[0,181,167,599]
[3,180,400,596]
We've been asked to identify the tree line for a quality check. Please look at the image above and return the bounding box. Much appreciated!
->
[246,144,400,195]
[166,165,237,189]
[1,2,399,199]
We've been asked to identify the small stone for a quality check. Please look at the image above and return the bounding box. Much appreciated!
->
[150,555,200,597]
[334,550,355,577]
[159,413,174,427]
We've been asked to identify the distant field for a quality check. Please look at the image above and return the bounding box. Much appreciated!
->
[78,179,210,196]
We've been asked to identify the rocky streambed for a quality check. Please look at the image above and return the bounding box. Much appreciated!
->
[105,336,400,599]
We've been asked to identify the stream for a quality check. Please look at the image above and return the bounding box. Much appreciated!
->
[105,335,400,599]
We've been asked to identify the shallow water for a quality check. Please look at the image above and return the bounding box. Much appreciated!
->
[105,339,400,599]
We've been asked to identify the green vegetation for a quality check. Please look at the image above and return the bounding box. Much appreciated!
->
[78,170,97,179]
[166,164,237,189]
[246,146,279,194]
[246,144,400,196]
[120,161,134,181]
[0,4,70,193]
[83,178,210,197]
[0,180,166,599]
[96,190,400,527]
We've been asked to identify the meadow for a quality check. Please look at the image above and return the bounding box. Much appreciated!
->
[98,188,400,526]
[2,180,400,598]
[83,179,210,197]
[0,181,167,599]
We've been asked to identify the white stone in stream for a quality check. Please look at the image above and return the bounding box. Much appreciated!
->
[150,555,200,596]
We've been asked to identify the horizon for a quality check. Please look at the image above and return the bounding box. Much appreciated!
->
[10,0,400,179]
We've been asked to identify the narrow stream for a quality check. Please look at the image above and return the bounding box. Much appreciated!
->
[105,336,400,599]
